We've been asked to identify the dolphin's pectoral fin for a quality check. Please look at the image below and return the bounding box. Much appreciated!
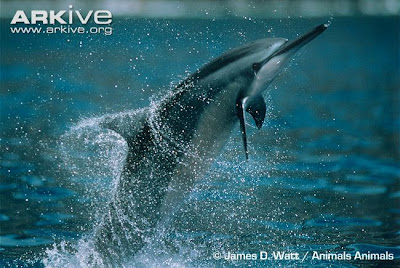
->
[236,100,249,160]
[246,95,266,129]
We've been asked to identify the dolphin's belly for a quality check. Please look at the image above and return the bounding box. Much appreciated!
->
[157,92,240,226]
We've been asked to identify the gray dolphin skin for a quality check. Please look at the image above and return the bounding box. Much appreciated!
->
[94,24,328,264]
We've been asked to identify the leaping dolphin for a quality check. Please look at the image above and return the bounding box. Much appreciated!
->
[93,24,328,265]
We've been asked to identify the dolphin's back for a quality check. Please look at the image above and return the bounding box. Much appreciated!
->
[177,38,287,89]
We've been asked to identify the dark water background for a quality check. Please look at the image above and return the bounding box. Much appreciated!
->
[1,16,399,267]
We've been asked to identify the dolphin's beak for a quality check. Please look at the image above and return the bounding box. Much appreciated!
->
[263,24,329,64]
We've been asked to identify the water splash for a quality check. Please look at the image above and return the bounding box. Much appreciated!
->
[325,14,334,27]
[58,114,129,204]
[43,99,202,267]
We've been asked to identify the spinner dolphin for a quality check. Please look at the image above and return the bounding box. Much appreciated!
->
[93,24,328,264]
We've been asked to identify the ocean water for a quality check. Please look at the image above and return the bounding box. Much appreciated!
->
[1,16,399,267]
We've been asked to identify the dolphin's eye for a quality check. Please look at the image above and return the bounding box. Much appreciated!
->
[252,63,261,74]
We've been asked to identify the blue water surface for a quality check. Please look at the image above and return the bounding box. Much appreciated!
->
[0,16,399,267]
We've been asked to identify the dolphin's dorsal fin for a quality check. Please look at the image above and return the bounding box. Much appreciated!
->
[246,95,266,129]
[236,100,249,160]
[99,108,149,142]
